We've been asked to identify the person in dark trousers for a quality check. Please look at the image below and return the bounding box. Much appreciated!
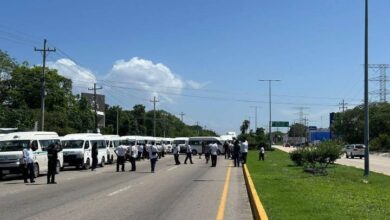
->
[115,143,127,172]
[47,142,62,184]
[223,141,230,159]
[173,144,181,165]
[259,146,265,161]
[149,142,158,173]
[210,142,218,167]
[205,143,211,164]
[129,144,138,171]
[184,144,193,164]
[91,142,98,171]
[22,143,35,183]
[233,140,241,167]
[200,142,205,159]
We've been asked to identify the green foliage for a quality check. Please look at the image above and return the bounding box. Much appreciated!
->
[288,123,307,137]
[370,134,390,152]
[240,119,250,134]
[289,141,344,174]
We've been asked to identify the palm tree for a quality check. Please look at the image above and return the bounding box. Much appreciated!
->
[240,120,250,134]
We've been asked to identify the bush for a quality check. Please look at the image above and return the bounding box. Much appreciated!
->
[370,134,390,152]
[289,141,343,175]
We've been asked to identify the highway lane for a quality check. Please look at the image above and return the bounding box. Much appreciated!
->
[0,155,251,220]
[274,145,390,175]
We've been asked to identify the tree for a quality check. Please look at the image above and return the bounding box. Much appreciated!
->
[240,120,250,134]
[288,123,307,137]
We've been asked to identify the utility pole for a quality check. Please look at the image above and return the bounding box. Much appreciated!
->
[116,108,119,135]
[339,99,348,112]
[34,39,56,131]
[179,112,185,122]
[259,80,281,149]
[150,96,159,137]
[196,121,200,135]
[363,0,369,176]
[88,83,103,133]
[250,106,260,131]
[368,64,390,102]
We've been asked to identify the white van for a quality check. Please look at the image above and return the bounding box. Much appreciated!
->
[162,138,174,153]
[104,135,120,164]
[62,133,107,169]
[0,132,62,180]
[188,136,225,155]
[173,137,189,154]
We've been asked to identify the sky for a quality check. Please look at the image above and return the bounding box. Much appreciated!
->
[1,0,390,135]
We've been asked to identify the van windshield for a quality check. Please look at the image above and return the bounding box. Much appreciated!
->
[174,140,186,144]
[0,140,30,152]
[62,140,84,149]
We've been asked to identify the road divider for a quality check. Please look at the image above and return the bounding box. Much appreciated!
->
[243,164,268,220]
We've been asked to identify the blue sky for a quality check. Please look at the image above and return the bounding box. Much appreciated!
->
[1,0,390,135]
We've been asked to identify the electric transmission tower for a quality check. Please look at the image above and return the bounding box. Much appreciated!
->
[369,64,390,102]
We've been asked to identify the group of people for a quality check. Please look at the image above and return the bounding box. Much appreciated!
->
[223,138,265,167]
[173,141,220,167]
[21,141,62,184]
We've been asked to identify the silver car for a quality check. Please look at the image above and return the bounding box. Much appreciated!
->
[345,144,365,159]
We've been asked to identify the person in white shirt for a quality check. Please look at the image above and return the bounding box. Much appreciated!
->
[129,144,138,171]
[115,143,127,172]
[137,144,144,161]
[210,142,219,167]
[184,143,193,164]
[148,142,158,173]
[259,146,265,161]
[173,144,181,165]
[22,143,35,183]
[241,138,249,164]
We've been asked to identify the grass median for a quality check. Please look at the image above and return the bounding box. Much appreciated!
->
[246,149,390,220]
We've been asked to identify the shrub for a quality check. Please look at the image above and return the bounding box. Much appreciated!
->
[289,141,344,175]
[370,134,390,152]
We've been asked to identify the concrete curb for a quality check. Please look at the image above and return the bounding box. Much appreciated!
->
[243,164,269,220]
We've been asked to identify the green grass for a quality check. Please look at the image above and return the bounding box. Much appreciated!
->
[246,150,390,220]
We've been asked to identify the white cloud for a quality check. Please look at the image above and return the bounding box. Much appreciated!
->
[105,57,185,103]
[47,58,96,94]
[186,80,209,89]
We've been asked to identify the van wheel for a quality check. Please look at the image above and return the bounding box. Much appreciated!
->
[56,161,61,174]
[346,153,349,159]
[351,153,354,159]
[192,150,198,156]
[101,157,105,167]
[34,163,40,178]
[84,158,90,170]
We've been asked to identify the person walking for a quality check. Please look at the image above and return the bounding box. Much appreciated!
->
[149,142,158,173]
[233,140,241,167]
[241,138,249,164]
[200,142,205,159]
[22,143,35,183]
[223,141,230,159]
[91,142,98,171]
[210,142,218,167]
[115,142,127,172]
[173,144,181,165]
[47,142,62,184]
[205,142,211,164]
[259,146,265,161]
[184,143,193,164]
[129,143,138,171]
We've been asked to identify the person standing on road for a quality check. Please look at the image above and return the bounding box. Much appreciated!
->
[228,141,234,159]
[223,141,230,159]
[173,144,181,165]
[200,142,205,159]
[47,142,62,184]
[129,143,138,171]
[91,142,98,171]
[137,143,143,161]
[184,143,193,164]
[205,142,211,164]
[259,146,265,161]
[233,140,241,167]
[149,141,158,173]
[241,138,249,164]
[210,142,218,167]
[115,142,127,172]
[22,143,35,183]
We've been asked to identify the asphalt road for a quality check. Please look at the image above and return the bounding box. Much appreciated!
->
[0,155,252,220]
[274,145,390,175]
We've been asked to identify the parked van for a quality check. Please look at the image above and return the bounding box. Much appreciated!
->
[188,136,225,155]
[104,135,120,164]
[162,138,174,153]
[0,132,62,180]
[345,144,365,159]
[62,133,107,169]
[173,137,189,153]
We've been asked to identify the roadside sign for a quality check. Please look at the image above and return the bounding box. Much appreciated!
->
[272,121,289,127]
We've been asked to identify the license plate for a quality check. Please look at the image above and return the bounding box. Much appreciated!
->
[2,170,10,174]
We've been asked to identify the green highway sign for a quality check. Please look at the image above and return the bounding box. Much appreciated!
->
[272,121,289,127]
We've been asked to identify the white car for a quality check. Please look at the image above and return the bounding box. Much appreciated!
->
[345,144,365,159]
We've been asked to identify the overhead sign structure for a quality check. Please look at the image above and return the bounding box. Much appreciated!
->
[272,121,289,127]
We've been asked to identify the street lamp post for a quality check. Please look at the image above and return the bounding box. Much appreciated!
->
[259,80,281,149]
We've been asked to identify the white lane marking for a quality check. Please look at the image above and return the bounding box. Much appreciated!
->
[107,185,133,197]
[167,166,178,171]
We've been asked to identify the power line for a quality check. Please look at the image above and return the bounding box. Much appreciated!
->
[88,83,103,133]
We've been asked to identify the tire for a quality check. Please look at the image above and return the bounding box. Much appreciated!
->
[192,150,198,156]
[56,161,61,174]
[351,153,354,159]
[34,163,40,178]
[360,156,363,159]
[84,158,90,170]
[100,157,105,167]
[0,175,3,180]
[346,153,349,159]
